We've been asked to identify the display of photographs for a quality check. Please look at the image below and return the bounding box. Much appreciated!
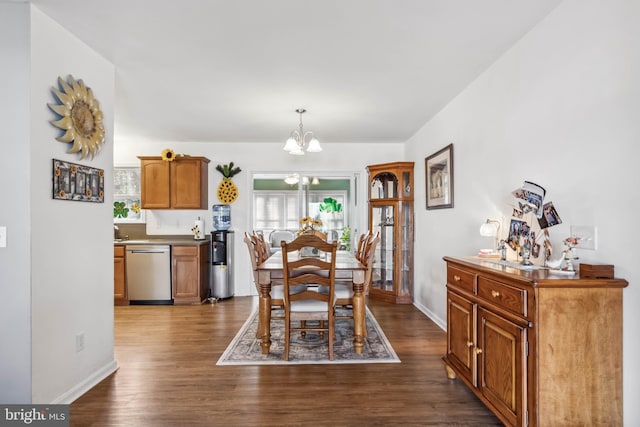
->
[506,219,528,250]
[537,201,562,229]
[52,159,104,203]
[512,181,546,218]
[425,143,454,210]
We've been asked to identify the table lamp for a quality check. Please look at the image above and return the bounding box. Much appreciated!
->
[479,219,501,256]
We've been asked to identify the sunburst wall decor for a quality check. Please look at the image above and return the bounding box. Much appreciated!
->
[48,75,105,160]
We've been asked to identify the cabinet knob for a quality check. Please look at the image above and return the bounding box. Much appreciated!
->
[453,275,461,281]
[491,290,500,298]
[467,341,474,348]
[475,348,483,355]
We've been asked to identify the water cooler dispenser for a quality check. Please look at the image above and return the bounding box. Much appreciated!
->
[210,230,234,299]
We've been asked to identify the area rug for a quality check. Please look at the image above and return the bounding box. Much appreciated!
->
[217,307,400,365]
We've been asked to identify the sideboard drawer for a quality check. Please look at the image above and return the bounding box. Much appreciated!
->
[447,265,476,293]
[477,276,527,317]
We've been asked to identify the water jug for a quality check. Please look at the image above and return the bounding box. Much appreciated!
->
[212,204,231,231]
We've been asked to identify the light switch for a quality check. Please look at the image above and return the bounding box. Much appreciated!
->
[0,226,6,248]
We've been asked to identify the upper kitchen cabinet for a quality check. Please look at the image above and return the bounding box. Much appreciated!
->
[138,156,210,209]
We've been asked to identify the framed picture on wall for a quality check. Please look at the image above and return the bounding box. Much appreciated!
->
[425,143,454,210]
[52,159,104,203]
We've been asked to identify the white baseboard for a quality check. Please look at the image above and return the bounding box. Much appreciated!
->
[413,301,446,331]
[52,360,119,404]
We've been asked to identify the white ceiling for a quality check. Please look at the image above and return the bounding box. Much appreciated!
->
[29,0,562,144]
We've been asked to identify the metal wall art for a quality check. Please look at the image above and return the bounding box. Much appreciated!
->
[48,75,105,160]
[52,159,104,203]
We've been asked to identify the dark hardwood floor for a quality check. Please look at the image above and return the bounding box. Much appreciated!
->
[70,297,501,426]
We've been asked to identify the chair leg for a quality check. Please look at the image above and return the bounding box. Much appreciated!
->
[284,318,290,361]
[328,318,334,361]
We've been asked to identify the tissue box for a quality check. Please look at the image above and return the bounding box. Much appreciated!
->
[579,263,614,279]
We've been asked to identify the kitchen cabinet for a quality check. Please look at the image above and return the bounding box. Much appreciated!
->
[443,256,628,427]
[138,156,210,209]
[367,162,414,304]
[114,245,128,305]
[172,245,210,304]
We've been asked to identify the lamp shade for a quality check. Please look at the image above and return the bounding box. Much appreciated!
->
[306,137,322,152]
[283,137,298,152]
[290,146,304,155]
[284,175,299,185]
[480,221,499,237]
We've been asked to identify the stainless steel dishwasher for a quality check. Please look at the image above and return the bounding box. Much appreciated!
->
[126,245,172,304]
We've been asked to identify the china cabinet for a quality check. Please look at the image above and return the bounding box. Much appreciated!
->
[138,156,210,209]
[443,256,627,427]
[367,162,414,304]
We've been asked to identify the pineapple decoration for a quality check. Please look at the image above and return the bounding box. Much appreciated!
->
[215,162,241,204]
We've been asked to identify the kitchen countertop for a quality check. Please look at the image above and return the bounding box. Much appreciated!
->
[114,237,210,246]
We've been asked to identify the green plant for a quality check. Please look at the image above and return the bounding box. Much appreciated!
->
[340,227,351,251]
[319,197,342,213]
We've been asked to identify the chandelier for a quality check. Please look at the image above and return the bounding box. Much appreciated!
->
[282,108,322,155]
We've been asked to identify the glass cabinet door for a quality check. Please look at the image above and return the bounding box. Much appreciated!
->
[399,201,413,296]
[371,204,394,292]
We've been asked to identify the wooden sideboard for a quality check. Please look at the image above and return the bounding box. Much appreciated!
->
[443,256,627,427]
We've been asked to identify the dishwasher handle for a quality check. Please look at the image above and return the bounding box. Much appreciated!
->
[126,245,171,254]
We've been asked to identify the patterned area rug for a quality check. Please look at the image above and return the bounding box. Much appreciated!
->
[217,307,400,365]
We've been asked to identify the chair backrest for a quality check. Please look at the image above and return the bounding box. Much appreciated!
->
[299,228,328,241]
[361,232,380,296]
[253,231,270,262]
[355,231,370,261]
[269,230,296,250]
[281,234,338,307]
[243,232,261,292]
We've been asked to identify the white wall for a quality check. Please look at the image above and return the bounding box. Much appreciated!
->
[406,0,640,423]
[0,2,32,404]
[115,140,403,296]
[29,6,116,403]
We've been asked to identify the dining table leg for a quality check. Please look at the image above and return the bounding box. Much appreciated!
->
[351,271,366,354]
[258,277,272,354]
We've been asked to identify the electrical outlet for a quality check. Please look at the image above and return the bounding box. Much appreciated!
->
[76,332,85,352]
[0,226,6,248]
[570,225,597,250]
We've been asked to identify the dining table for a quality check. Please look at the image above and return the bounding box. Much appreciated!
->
[256,250,367,355]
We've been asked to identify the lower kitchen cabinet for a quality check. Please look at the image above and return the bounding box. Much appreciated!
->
[114,245,128,305]
[172,245,209,304]
[443,256,627,427]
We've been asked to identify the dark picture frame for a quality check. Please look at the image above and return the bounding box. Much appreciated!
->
[425,143,454,210]
[52,159,104,203]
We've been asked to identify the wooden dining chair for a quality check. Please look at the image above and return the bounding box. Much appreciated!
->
[319,232,379,336]
[243,232,305,338]
[281,234,338,361]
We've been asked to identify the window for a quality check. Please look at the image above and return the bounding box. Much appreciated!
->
[113,167,144,222]
[252,173,354,245]
[253,191,299,231]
